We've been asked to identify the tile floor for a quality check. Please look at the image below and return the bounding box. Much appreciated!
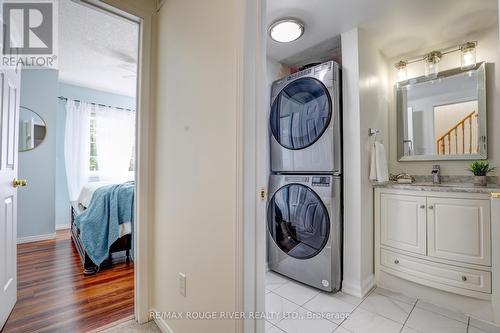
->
[265,271,499,333]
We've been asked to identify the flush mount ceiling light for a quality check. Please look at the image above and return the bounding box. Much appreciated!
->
[269,19,304,43]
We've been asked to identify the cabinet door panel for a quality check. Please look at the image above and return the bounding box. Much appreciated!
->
[427,197,491,266]
[380,194,426,255]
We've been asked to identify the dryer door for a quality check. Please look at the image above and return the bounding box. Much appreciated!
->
[270,77,332,150]
[267,183,330,259]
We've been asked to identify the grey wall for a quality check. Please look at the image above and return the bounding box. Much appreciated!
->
[18,69,58,238]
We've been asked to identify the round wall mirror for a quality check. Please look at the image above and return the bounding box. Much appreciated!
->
[19,106,47,152]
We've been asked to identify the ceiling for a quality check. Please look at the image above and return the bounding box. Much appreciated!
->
[267,0,498,66]
[58,1,139,97]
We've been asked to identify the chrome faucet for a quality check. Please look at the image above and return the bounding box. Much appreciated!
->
[431,165,441,184]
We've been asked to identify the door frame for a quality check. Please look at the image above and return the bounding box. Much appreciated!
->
[72,0,155,324]
[238,0,267,332]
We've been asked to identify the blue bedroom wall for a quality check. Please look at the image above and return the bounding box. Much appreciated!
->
[18,69,59,238]
[55,83,135,228]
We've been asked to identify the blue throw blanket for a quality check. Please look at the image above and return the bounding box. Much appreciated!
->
[75,181,134,265]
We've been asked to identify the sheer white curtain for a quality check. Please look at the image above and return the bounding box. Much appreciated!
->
[94,105,135,182]
[64,100,91,201]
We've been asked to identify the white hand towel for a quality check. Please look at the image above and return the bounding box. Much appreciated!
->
[370,141,389,182]
[375,142,389,182]
[369,143,377,181]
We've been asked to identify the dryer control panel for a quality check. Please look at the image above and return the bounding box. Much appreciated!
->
[312,176,330,187]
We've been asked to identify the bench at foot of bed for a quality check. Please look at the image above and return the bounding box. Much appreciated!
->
[73,231,132,275]
[71,202,132,275]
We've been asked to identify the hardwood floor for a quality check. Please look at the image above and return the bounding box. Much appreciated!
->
[2,229,134,333]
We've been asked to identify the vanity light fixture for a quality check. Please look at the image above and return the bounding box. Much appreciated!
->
[394,41,477,81]
[460,41,477,69]
[269,18,304,43]
[424,51,442,78]
[395,60,408,82]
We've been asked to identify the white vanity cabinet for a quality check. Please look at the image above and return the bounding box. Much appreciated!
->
[375,188,493,300]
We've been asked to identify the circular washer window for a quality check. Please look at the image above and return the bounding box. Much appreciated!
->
[270,77,332,150]
[267,183,330,259]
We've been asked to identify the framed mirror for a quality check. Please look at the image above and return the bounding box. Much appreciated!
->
[397,62,486,161]
[19,106,47,152]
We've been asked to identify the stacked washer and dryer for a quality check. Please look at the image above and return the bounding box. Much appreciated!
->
[267,61,343,292]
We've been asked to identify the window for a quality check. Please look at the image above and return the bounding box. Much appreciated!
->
[88,113,135,173]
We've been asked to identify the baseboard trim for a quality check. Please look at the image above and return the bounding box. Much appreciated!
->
[56,224,70,230]
[342,274,376,298]
[150,309,174,333]
[17,232,56,244]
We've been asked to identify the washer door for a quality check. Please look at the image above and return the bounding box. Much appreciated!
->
[270,77,332,150]
[267,183,330,259]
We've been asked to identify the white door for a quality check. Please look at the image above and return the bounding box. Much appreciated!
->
[0,65,21,329]
[380,193,427,255]
[427,197,491,266]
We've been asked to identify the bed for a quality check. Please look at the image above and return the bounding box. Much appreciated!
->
[70,181,134,275]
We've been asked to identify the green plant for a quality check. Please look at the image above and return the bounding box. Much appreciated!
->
[468,161,495,176]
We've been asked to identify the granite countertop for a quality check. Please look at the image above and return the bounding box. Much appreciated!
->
[372,181,500,194]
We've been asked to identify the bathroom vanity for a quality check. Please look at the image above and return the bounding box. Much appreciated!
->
[374,182,499,300]
[370,33,500,326]
[373,181,500,325]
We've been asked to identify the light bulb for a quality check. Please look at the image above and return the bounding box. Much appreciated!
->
[425,51,441,78]
[395,61,407,82]
[460,42,476,69]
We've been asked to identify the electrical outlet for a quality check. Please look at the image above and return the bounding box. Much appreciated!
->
[178,273,187,297]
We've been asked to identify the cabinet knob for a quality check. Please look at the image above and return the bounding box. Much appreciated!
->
[462,276,467,282]
[428,205,434,209]
[394,259,400,264]
[420,205,426,209]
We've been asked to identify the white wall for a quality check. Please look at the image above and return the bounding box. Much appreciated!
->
[152,0,244,331]
[388,27,500,177]
[341,28,389,297]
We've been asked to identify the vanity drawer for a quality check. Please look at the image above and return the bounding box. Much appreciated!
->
[380,248,491,294]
